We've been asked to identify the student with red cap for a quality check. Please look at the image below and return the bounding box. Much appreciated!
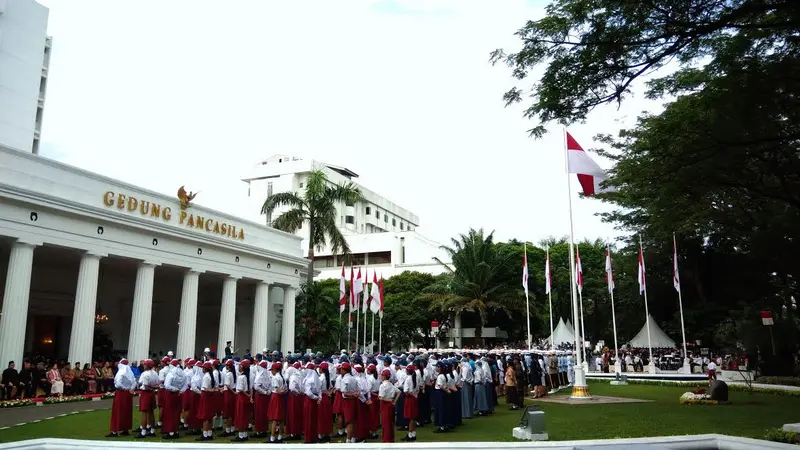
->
[267,362,287,443]
[221,359,236,437]
[106,359,136,438]
[232,360,252,442]
[156,356,170,429]
[253,360,271,438]
[136,359,158,438]
[366,364,381,438]
[162,359,186,440]
[340,362,359,443]
[378,369,400,443]
[402,364,420,441]
[316,362,334,442]
[196,361,218,441]
[302,362,321,443]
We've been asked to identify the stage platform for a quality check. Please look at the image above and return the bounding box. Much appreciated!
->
[586,371,708,382]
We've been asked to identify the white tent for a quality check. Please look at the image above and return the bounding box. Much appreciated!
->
[547,318,576,346]
[628,315,676,348]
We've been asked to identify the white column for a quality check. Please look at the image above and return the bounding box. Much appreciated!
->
[0,241,38,366]
[128,262,157,363]
[251,281,270,354]
[268,286,281,350]
[67,251,104,364]
[281,286,297,353]
[176,270,201,359]
[217,276,238,356]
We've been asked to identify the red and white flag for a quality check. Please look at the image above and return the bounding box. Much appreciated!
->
[522,244,529,296]
[339,264,347,313]
[370,272,381,314]
[575,247,583,294]
[378,274,385,319]
[362,269,369,314]
[605,246,615,293]
[673,236,681,294]
[353,267,363,312]
[349,267,357,312]
[566,131,610,196]
[544,248,552,295]
[638,248,646,295]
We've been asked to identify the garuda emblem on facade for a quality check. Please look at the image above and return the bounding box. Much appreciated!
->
[177,185,198,210]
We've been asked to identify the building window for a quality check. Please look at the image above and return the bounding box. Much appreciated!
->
[401,237,406,263]
[366,206,371,215]
[400,223,404,230]
[392,218,396,227]
[266,182,274,224]
[299,182,304,188]
[341,216,344,227]
[376,211,380,219]
[345,199,355,207]
[345,215,354,224]
[370,251,391,264]
[314,256,335,268]
[384,215,388,223]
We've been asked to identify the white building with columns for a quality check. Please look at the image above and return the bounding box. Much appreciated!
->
[240,154,451,280]
[0,144,308,366]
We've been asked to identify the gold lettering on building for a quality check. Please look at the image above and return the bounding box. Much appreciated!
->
[103,191,244,240]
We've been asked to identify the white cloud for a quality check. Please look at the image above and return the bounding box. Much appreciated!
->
[36,0,661,246]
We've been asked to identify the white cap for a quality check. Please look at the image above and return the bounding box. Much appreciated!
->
[262,348,268,354]
[167,351,174,356]
[204,347,211,353]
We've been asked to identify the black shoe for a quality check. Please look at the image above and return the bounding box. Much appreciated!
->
[403,435,417,442]
[105,432,118,438]
[162,434,178,440]
[135,434,147,439]
[220,431,234,437]
[120,431,130,436]
[320,435,331,442]
[231,436,249,442]
[433,428,447,434]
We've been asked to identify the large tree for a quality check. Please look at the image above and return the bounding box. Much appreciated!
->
[261,169,364,285]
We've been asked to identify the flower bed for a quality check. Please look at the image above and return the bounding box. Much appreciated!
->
[42,395,91,404]
[591,378,800,397]
[0,399,36,408]
[680,391,718,405]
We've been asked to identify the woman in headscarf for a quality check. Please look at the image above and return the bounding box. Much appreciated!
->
[432,362,448,433]
[46,363,64,397]
[231,360,252,442]
[285,362,303,440]
[252,360,271,438]
[316,362,334,442]
[353,364,371,442]
[473,358,489,416]
[188,360,204,435]
[106,359,136,437]
[162,359,186,440]
[302,362,321,443]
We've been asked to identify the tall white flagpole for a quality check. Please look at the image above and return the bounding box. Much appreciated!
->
[524,242,532,349]
[378,316,383,354]
[363,282,368,352]
[355,269,360,352]
[674,233,690,374]
[546,246,554,339]
[338,310,342,351]
[607,245,621,374]
[576,247,588,373]
[639,235,656,374]
[371,311,375,354]
[563,127,590,399]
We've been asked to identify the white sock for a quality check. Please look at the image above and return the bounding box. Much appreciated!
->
[270,436,275,442]
[338,428,344,434]
[412,431,416,437]
[157,422,162,427]
[239,431,246,438]
[140,429,147,436]
[277,434,282,440]
[226,427,231,433]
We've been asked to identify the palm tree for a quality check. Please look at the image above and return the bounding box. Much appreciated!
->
[428,228,521,344]
[261,169,364,286]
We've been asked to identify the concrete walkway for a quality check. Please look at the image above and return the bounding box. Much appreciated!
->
[728,381,800,392]
[0,399,113,428]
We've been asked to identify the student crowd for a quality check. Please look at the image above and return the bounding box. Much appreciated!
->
[103,348,564,443]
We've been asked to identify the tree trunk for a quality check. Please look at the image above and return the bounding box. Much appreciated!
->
[307,230,315,287]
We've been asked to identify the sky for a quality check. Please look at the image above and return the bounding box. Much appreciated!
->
[36,0,662,247]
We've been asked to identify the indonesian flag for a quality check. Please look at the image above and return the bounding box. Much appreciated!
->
[638,248,646,295]
[575,247,583,294]
[605,246,614,293]
[362,269,369,314]
[353,267,363,312]
[545,247,552,294]
[369,272,381,314]
[339,264,347,313]
[522,244,529,296]
[566,131,610,196]
[378,274,385,319]
[349,267,356,312]
[673,236,681,294]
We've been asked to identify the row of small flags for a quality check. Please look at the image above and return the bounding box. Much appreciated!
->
[523,237,683,296]
[338,265,384,317]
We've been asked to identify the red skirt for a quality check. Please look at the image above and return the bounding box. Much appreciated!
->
[223,390,236,419]
[380,400,395,442]
[157,388,166,410]
[254,393,270,432]
[317,393,333,436]
[181,389,193,411]
[215,391,224,414]
[268,393,286,421]
[342,396,358,424]
[403,393,419,419]
[197,391,216,422]
[188,392,202,429]
[369,393,380,431]
[234,394,252,430]
[332,390,343,414]
[287,392,304,435]
[355,400,369,439]
[109,390,133,432]
[138,390,155,412]
[162,391,181,433]
[303,396,318,443]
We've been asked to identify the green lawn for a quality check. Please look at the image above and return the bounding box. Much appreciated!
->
[0,382,797,443]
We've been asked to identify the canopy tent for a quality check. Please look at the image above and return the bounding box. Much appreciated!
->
[547,318,576,346]
[628,315,676,348]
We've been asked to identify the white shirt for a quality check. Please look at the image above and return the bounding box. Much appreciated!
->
[302,371,322,400]
[202,372,214,391]
[254,367,271,394]
[223,369,235,390]
[235,373,250,393]
[139,369,159,390]
[403,372,419,395]
[288,369,302,394]
[460,363,474,383]
[158,366,170,386]
[435,373,447,390]
[379,380,398,400]
[191,367,203,394]
[369,375,380,393]
[473,365,484,384]
[165,366,186,392]
[394,369,407,390]
[114,364,137,391]
[271,372,287,394]
[341,373,359,396]
[707,362,717,371]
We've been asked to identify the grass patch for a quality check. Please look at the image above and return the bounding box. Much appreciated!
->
[0,383,797,443]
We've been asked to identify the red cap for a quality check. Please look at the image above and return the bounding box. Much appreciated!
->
[292,362,301,369]
[203,362,213,370]
[120,359,129,365]
[319,362,329,370]
[355,365,365,373]
[225,359,234,367]
[240,360,250,369]
[381,369,391,378]
[306,363,316,370]
[367,364,377,373]
[161,356,170,363]
[341,362,351,371]
[170,359,180,366]
[271,362,282,371]
[406,365,415,373]
[186,359,195,367]
[259,360,268,368]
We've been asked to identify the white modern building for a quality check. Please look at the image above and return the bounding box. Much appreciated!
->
[241,155,451,280]
[0,145,309,367]
[0,0,51,154]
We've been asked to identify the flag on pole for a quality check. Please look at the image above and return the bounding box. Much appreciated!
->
[575,247,583,294]
[339,264,347,313]
[673,238,681,294]
[349,267,357,312]
[362,269,369,314]
[605,246,615,293]
[545,248,551,294]
[378,274,385,319]
[522,244,529,296]
[566,131,611,196]
[638,248,646,295]
[370,272,380,314]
